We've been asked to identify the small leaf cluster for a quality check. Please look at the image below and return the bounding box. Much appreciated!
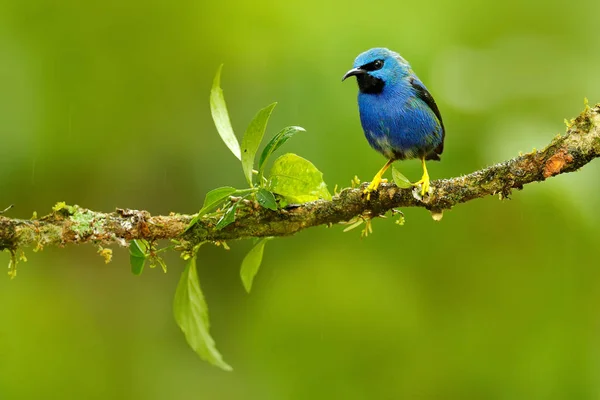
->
[187,65,330,231]
[128,65,332,371]
[129,239,168,275]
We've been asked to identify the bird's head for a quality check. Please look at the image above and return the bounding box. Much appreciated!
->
[342,47,411,94]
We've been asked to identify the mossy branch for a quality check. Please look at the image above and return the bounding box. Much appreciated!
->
[1,104,600,254]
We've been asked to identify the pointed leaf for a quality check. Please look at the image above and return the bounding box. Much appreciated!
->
[201,186,238,212]
[241,102,277,186]
[392,166,412,189]
[268,153,332,203]
[211,65,241,160]
[173,255,232,371]
[240,237,273,293]
[187,186,238,230]
[256,188,277,211]
[258,126,305,176]
[129,239,148,275]
[215,202,239,230]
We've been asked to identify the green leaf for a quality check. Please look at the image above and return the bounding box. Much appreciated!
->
[256,188,277,211]
[215,202,239,230]
[187,186,237,230]
[241,102,277,186]
[240,237,273,293]
[258,126,305,178]
[129,239,148,275]
[173,255,232,371]
[201,186,237,212]
[211,65,241,160]
[268,153,332,203]
[392,166,412,189]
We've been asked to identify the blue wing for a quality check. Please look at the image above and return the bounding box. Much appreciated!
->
[409,77,445,159]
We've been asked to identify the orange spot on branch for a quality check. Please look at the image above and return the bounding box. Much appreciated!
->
[543,148,573,178]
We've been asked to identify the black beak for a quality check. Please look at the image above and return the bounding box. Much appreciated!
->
[342,67,366,82]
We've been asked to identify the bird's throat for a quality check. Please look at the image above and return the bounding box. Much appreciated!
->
[357,74,385,94]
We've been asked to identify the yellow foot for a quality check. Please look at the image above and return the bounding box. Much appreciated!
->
[412,157,430,197]
[363,177,382,200]
[412,177,430,197]
[363,159,394,200]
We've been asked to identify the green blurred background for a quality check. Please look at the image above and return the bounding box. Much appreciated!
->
[2,0,600,398]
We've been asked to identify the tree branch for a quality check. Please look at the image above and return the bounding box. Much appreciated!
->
[2,104,599,253]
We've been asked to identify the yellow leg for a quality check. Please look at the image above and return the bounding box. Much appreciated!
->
[412,157,430,196]
[364,159,394,200]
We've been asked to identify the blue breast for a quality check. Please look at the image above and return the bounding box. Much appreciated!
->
[357,80,443,160]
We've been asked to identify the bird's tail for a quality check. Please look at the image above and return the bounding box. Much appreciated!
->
[425,141,444,161]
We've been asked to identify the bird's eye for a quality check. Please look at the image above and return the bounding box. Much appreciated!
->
[361,59,385,71]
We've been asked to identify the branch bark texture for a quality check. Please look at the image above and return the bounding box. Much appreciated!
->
[2,104,600,253]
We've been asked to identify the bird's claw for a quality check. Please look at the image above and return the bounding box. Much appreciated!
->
[412,160,431,197]
[412,180,431,197]
[363,183,378,200]
[422,180,431,196]
[362,160,394,201]
[363,178,388,199]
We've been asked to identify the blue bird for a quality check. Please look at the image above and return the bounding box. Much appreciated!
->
[342,47,445,198]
